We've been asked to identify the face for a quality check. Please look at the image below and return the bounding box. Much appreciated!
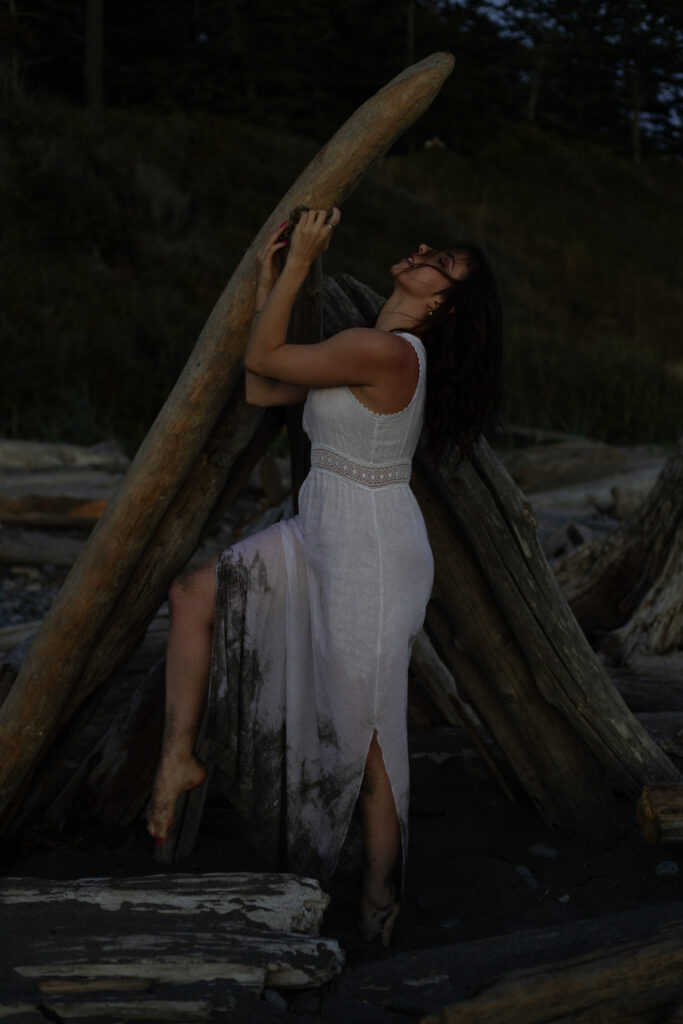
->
[391,243,468,305]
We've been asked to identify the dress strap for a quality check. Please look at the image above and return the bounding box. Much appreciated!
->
[393,331,425,371]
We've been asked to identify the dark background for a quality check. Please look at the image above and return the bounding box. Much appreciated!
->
[2,0,682,451]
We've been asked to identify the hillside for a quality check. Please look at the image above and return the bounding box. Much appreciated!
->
[1,96,682,453]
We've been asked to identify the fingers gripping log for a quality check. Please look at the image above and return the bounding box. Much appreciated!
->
[0,54,455,827]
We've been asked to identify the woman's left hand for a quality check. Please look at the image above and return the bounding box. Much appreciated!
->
[255,221,289,307]
[287,207,341,269]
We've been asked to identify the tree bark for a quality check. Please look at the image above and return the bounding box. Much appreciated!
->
[0,53,455,831]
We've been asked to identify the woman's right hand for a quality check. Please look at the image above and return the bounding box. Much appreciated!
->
[287,207,341,269]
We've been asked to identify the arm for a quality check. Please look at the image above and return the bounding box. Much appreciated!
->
[243,218,311,407]
[244,369,308,407]
[245,208,400,388]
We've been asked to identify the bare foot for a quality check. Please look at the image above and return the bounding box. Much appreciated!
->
[147,755,207,843]
[359,878,400,946]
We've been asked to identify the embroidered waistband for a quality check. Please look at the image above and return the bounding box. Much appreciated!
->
[310,446,411,487]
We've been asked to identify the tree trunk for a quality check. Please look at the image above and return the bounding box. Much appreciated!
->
[555,438,683,665]
[0,53,455,832]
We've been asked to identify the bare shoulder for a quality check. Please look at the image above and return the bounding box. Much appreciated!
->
[331,327,416,368]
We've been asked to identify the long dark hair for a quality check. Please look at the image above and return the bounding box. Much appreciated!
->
[400,242,503,468]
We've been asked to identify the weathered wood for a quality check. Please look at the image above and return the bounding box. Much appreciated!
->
[501,440,640,494]
[420,926,683,1024]
[7,403,283,830]
[426,447,681,796]
[609,668,683,713]
[1,873,343,1021]
[605,531,683,667]
[0,872,331,933]
[43,659,166,829]
[555,438,683,638]
[414,463,624,836]
[410,630,516,803]
[0,494,106,529]
[0,528,85,567]
[0,53,455,830]
[0,439,129,472]
[0,999,217,1021]
[637,783,683,845]
[15,930,343,989]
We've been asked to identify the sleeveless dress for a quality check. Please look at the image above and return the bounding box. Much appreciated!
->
[206,331,434,890]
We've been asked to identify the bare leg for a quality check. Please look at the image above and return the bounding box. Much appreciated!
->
[357,729,401,944]
[146,558,217,842]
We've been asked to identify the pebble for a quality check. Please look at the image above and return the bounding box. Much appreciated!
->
[262,988,288,1011]
[515,864,540,889]
[0,566,66,630]
[528,843,560,859]
[558,894,571,903]
[655,861,679,876]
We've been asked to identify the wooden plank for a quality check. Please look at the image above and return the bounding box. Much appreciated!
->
[0,871,331,934]
[15,928,344,989]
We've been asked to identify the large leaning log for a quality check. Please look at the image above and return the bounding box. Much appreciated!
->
[0,53,456,831]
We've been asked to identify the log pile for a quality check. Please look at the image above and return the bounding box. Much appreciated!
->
[3,271,682,858]
[0,872,343,1021]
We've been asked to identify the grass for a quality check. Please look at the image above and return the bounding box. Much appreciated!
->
[1,98,681,454]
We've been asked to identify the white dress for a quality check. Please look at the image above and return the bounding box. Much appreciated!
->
[207,331,434,889]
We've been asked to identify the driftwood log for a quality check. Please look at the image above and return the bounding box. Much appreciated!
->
[0,52,456,834]
[555,437,683,675]
[420,925,683,1024]
[637,783,683,845]
[0,873,343,1021]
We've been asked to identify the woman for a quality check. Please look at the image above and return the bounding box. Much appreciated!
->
[147,208,502,946]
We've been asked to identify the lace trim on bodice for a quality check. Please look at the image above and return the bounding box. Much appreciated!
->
[310,446,411,487]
